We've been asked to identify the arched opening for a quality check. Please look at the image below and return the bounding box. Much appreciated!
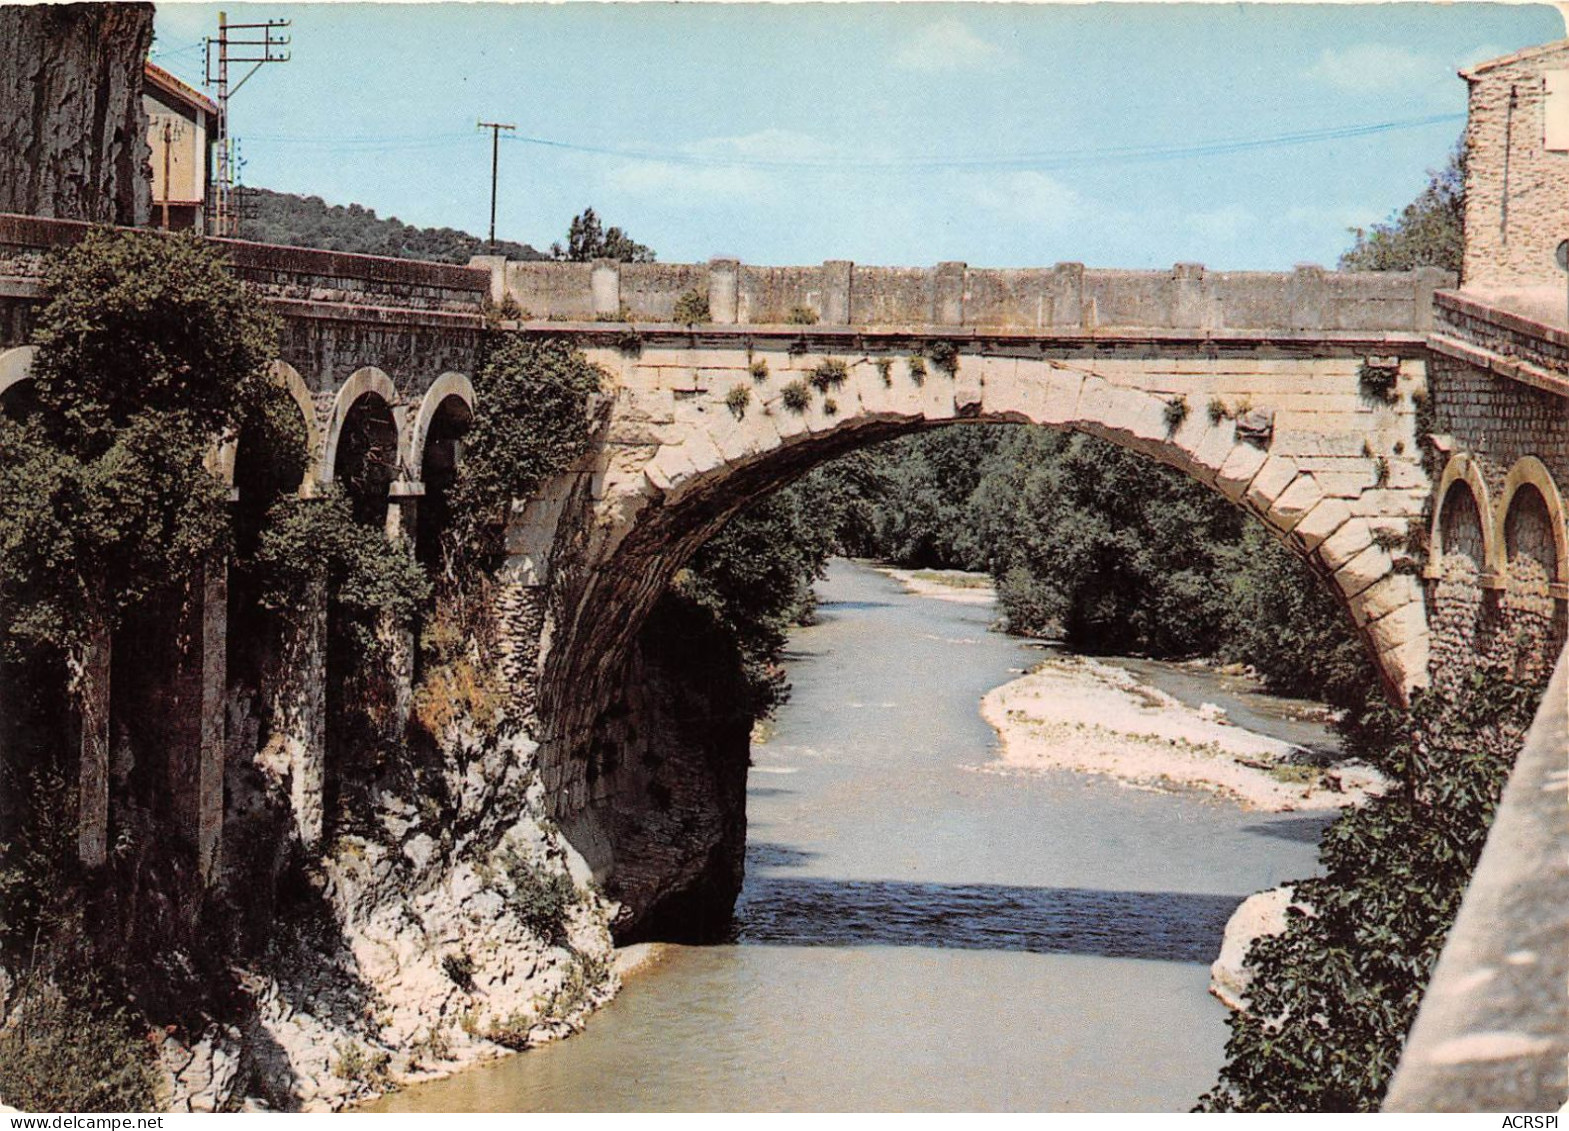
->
[324,387,402,833]
[1499,481,1567,680]
[414,391,474,572]
[537,382,1419,941]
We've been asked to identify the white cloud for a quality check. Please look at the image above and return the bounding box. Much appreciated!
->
[968,171,1084,228]
[1305,43,1440,94]
[1187,205,1255,244]
[893,17,1015,73]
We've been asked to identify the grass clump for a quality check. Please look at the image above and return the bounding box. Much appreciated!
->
[786,305,818,325]
[781,380,811,414]
[808,358,849,393]
[725,384,752,419]
[749,358,769,382]
[1163,395,1190,434]
[907,356,927,385]
[500,846,578,947]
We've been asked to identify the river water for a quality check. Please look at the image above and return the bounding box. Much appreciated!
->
[379,559,1334,1112]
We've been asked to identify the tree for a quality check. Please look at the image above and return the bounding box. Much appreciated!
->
[1,229,279,658]
[550,207,656,263]
[1339,142,1465,275]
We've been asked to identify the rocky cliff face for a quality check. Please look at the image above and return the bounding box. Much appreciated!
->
[0,3,153,225]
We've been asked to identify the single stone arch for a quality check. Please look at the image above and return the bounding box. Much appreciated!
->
[408,372,476,483]
[1431,453,1500,585]
[320,366,405,487]
[541,353,1430,746]
[1496,455,1569,595]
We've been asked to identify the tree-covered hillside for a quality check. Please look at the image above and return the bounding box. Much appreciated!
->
[234,186,549,263]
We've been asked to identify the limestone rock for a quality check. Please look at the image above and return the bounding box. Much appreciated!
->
[1210,885,1296,1012]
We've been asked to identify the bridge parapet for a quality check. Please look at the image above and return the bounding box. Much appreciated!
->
[484,255,1452,335]
[0,213,488,345]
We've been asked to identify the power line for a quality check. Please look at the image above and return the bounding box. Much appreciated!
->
[239,112,1462,173]
[498,112,1464,173]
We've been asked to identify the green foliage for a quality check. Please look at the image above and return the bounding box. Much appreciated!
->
[1218,524,1374,714]
[248,490,429,650]
[1163,395,1189,434]
[0,978,157,1112]
[1200,666,1544,1111]
[781,379,811,414]
[875,358,893,386]
[1,229,278,657]
[550,207,655,263]
[236,186,547,262]
[926,339,960,376]
[724,383,751,419]
[675,468,868,717]
[440,950,476,990]
[673,288,710,326]
[823,397,839,416]
[1340,143,1464,275]
[0,769,79,960]
[749,358,769,382]
[786,305,819,325]
[332,1040,392,1088]
[907,356,927,385]
[808,358,849,393]
[500,846,578,948]
[447,336,605,567]
[1207,397,1229,424]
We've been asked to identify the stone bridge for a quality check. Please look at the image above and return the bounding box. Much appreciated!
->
[2,215,1566,1104]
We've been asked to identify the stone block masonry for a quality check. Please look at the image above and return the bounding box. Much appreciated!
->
[1461,40,1569,290]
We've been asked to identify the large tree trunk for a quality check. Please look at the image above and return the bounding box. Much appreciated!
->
[0,3,153,226]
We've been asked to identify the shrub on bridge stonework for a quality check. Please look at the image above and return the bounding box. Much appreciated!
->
[0,228,278,661]
[447,335,605,570]
[672,289,710,326]
[248,488,429,655]
[1198,664,1545,1112]
[785,305,818,325]
[906,356,927,385]
[926,339,960,377]
[808,358,849,393]
[749,358,769,382]
[1163,395,1189,434]
[724,383,751,419]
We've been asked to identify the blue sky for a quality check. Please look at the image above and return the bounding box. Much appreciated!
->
[150,3,1565,269]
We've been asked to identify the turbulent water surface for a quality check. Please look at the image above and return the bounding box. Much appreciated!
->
[379,559,1334,1112]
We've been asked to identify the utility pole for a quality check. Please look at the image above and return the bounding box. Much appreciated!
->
[477,120,515,252]
[206,11,290,237]
[160,119,175,230]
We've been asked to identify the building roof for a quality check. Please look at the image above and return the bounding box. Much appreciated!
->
[144,60,218,117]
[1460,38,1569,82]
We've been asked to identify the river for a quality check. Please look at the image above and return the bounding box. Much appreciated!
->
[376,559,1334,1112]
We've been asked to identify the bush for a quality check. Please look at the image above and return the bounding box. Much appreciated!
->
[447,336,604,568]
[0,979,157,1112]
[749,358,769,382]
[1163,395,1189,434]
[332,1040,391,1088]
[875,358,893,386]
[907,356,927,385]
[786,305,818,325]
[500,846,578,947]
[1199,665,1545,1111]
[672,288,710,326]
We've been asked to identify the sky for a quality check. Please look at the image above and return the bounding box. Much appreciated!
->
[149,2,1567,270]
